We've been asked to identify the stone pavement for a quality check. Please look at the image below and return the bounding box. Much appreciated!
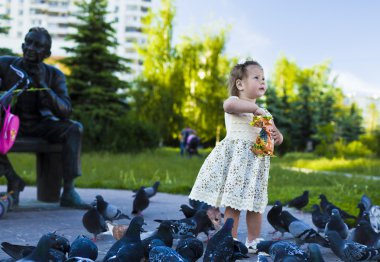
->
[0,186,340,261]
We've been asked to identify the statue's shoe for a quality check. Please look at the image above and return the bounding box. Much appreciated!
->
[7,177,25,206]
[60,188,91,209]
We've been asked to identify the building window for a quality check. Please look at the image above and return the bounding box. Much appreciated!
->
[125,26,141,33]
[126,5,138,11]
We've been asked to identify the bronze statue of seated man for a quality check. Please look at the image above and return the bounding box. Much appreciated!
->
[0,27,89,209]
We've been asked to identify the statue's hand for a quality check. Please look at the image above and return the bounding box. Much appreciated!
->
[28,64,47,89]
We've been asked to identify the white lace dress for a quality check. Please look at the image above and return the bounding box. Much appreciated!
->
[189,107,272,213]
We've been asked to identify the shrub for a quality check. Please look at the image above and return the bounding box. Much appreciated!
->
[80,112,159,152]
[339,140,374,158]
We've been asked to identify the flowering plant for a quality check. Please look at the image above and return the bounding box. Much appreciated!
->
[250,115,275,156]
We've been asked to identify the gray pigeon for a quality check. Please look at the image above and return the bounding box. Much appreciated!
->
[369,205,380,233]
[132,186,150,215]
[307,243,325,262]
[257,253,269,262]
[82,206,108,240]
[102,216,145,262]
[149,246,186,262]
[349,219,380,248]
[280,210,329,247]
[256,240,308,261]
[326,230,380,261]
[267,200,288,239]
[203,217,235,262]
[324,208,349,239]
[175,236,204,262]
[311,204,329,233]
[144,181,160,198]
[68,235,98,261]
[95,195,130,221]
[360,194,372,212]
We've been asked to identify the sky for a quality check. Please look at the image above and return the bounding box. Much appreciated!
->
[163,0,380,98]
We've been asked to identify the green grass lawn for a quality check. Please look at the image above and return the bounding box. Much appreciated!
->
[1,148,379,216]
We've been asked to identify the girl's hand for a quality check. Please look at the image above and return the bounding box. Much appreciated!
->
[271,128,283,145]
[254,108,266,116]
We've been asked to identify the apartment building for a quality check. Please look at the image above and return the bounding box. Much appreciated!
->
[0,0,155,80]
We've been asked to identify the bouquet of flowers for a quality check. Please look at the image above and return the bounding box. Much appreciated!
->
[250,115,274,156]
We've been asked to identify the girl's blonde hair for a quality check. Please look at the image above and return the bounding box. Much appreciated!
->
[228,60,263,96]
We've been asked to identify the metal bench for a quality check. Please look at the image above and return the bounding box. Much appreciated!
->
[10,137,64,202]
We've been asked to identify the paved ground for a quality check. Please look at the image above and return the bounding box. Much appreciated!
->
[0,186,341,261]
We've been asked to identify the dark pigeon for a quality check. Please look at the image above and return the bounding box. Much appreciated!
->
[102,216,145,262]
[203,217,234,262]
[175,236,204,262]
[319,194,356,220]
[82,206,108,240]
[233,239,249,259]
[324,208,349,239]
[267,200,288,239]
[280,210,329,247]
[287,190,309,211]
[68,235,98,261]
[66,257,95,262]
[256,240,308,261]
[355,202,367,226]
[326,230,380,261]
[149,246,186,262]
[132,186,150,215]
[188,198,203,209]
[311,204,330,233]
[1,232,69,261]
[231,240,250,260]
[95,195,130,221]
[142,220,174,259]
[180,204,198,218]
[155,209,212,238]
[17,233,62,262]
[307,243,325,262]
[349,219,380,248]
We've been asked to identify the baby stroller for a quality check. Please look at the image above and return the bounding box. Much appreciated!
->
[0,65,30,106]
[186,133,200,157]
[0,65,30,153]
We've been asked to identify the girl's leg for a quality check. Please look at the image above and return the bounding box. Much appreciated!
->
[246,211,262,241]
[224,206,241,239]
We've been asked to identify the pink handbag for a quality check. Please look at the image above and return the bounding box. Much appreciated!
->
[0,105,19,154]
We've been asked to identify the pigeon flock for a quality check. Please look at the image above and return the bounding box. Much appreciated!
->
[264,192,380,262]
[1,184,380,261]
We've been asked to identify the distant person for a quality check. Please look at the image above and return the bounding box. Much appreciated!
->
[179,127,194,156]
[186,131,200,157]
[189,60,283,253]
[0,27,88,208]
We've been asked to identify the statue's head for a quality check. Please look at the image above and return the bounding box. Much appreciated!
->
[22,27,52,64]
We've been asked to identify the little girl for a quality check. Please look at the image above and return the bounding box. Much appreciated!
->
[189,60,283,253]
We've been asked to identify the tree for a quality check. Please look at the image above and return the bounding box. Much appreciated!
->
[133,0,232,145]
[270,56,363,152]
[176,32,232,144]
[0,13,10,34]
[61,0,129,148]
[132,0,181,143]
